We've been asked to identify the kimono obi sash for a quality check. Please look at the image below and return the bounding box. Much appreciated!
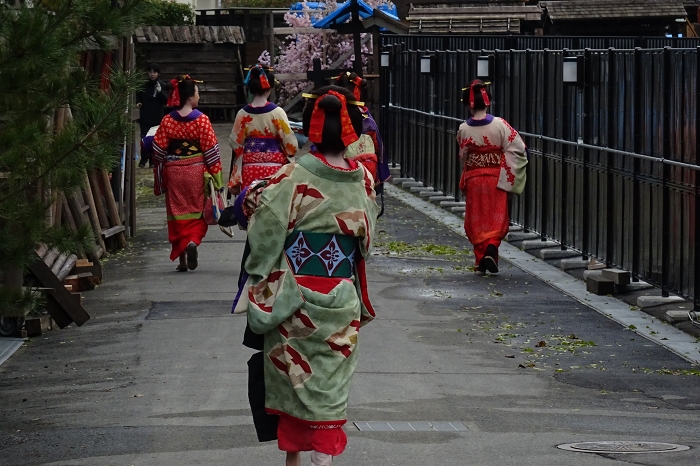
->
[242,137,287,167]
[284,231,358,278]
[166,139,203,161]
[464,146,503,171]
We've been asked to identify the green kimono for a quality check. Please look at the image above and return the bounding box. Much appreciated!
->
[245,152,378,427]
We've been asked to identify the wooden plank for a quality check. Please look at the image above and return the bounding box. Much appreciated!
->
[276,73,309,81]
[88,170,110,234]
[75,259,92,267]
[98,169,127,249]
[102,225,126,238]
[36,244,48,259]
[201,25,212,43]
[83,172,107,253]
[62,196,77,233]
[29,257,90,328]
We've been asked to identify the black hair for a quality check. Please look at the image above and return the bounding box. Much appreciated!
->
[147,62,160,74]
[462,80,491,111]
[302,85,364,155]
[246,65,274,96]
[176,76,197,110]
[334,71,367,102]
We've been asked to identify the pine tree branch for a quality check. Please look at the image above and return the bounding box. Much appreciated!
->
[0,87,129,207]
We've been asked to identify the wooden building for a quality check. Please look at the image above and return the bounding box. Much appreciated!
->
[134,25,246,118]
[406,3,542,34]
[541,0,689,36]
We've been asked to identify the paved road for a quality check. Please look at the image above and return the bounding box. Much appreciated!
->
[1,125,699,465]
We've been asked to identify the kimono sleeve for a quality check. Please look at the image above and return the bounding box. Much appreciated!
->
[227,110,248,194]
[245,172,305,334]
[496,118,528,195]
[198,115,223,189]
[152,120,170,196]
[272,108,298,161]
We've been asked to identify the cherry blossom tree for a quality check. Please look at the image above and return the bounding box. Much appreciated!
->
[263,0,393,106]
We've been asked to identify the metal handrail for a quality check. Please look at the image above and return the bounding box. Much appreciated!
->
[387,103,700,172]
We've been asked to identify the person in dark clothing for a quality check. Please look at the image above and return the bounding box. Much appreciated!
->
[136,63,168,168]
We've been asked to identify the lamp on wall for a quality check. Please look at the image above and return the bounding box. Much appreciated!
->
[477,55,493,80]
[381,52,390,68]
[420,55,435,75]
[563,55,585,87]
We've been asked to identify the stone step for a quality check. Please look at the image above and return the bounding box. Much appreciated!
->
[402,181,423,189]
[664,310,691,324]
[505,231,540,242]
[637,295,685,309]
[419,190,443,198]
[521,239,559,251]
[540,248,581,260]
[440,201,465,208]
[429,196,455,205]
[601,268,631,286]
[410,186,434,193]
[586,275,615,295]
[560,258,589,270]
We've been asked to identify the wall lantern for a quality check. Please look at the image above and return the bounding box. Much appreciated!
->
[477,55,493,80]
[381,52,390,68]
[563,55,585,87]
[420,55,436,75]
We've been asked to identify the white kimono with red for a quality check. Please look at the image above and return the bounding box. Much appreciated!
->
[456,114,527,264]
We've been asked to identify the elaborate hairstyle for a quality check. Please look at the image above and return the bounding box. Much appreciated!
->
[302,85,364,155]
[462,80,491,111]
[334,71,367,102]
[146,62,161,74]
[167,75,201,109]
[244,64,274,96]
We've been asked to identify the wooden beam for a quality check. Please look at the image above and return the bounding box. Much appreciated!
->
[98,169,128,249]
[83,173,107,253]
[271,27,337,35]
[28,257,90,328]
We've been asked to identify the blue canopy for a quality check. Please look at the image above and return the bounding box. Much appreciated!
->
[313,0,399,29]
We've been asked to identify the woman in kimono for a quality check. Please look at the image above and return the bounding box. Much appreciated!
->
[153,75,223,271]
[228,64,298,196]
[334,72,391,186]
[244,85,377,466]
[457,80,527,274]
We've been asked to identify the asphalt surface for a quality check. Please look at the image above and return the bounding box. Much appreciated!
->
[1,125,699,466]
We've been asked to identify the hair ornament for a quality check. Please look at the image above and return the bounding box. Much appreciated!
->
[468,79,491,108]
[167,74,202,107]
[244,64,271,90]
[302,93,364,107]
[307,90,358,147]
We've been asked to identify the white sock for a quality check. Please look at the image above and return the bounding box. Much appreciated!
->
[310,451,333,466]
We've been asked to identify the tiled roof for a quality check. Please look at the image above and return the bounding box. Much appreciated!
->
[542,0,687,21]
[134,26,245,44]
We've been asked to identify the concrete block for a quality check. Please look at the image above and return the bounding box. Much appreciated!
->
[637,295,685,309]
[419,190,443,198]
[616,281,654,292]
[402,181,423,189]
[521,239,559,251]
[410,186,434,193]
[540,248,581,260]
[429,196,454,204]
[560,258,589,270]
[505,232,540,242]
[583,270,604,280]
[389,166,401,177]
[439,201,465,208]
[601,268,631,285]
[392,177,413,185]
[451,206,465,213]
[586,275,615,295]
[509,225,523,232]
[587,259,607,270]
[664,310,691,324]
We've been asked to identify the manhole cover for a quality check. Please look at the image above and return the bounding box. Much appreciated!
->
[558,441,690,454]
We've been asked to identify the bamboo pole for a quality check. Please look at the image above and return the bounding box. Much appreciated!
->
[98,169,127,249]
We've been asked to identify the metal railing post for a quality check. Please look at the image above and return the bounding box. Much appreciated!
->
[606,48,616,267]
[661,47,672,297]
[541,49,550,241]
[695,46,700,311]
[582,48,591,260]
